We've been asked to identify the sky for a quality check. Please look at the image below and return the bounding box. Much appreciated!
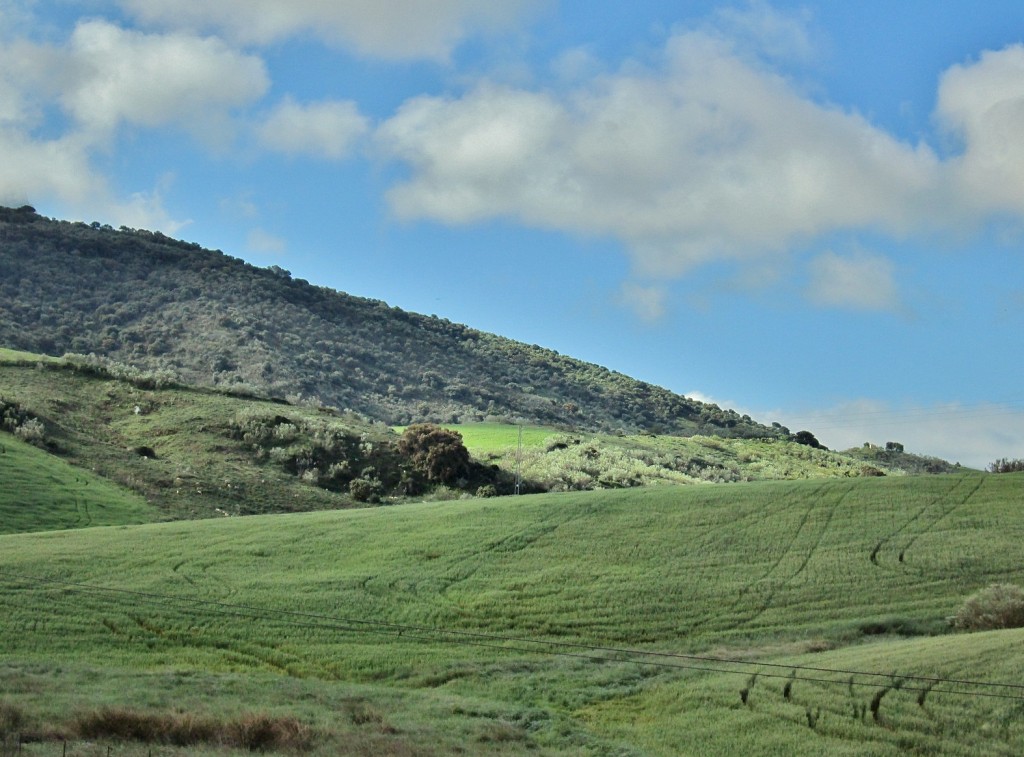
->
[3,1,1024,468]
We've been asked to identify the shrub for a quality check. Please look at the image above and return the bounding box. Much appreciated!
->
[349,477,383,503]
[397,423,470,486]
[953,584,1024,630]
[13,417,45,446]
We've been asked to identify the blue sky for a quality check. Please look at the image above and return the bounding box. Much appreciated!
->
[3,1,1024,467]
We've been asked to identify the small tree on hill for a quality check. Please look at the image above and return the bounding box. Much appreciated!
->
[792,430,823,449]
[397,424,470,487]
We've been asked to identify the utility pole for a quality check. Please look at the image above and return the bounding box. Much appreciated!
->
[515,424,523,494]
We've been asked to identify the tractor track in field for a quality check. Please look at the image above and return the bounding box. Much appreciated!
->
[896,475,986,570]
[695,482,831,633]
[129,614,298,674]
[439,504,596,593]
[869,475,977,570]
[353,504,594,602]
[730,483,852,630]
[74,496,92,528]
[170,554,239,601]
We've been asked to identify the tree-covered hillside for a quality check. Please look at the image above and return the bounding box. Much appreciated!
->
[0,206,780,438]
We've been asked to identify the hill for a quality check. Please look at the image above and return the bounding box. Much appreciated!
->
[1,472,1021,754]
[0,205,779,438]
[0,350,953,526]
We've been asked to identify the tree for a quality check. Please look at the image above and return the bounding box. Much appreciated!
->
[885,441,904,453]
[397,423,470,486]
[792,430,823,449]
[989,458,1024,473]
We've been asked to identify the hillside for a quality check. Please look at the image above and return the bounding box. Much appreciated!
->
[1,473,1022,754]
[0,205,778,438]
[0,350,954,526]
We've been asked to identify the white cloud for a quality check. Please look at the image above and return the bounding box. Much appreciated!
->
[59,20,269,141]
[709,1,816,65]
[377,29,942,286]
[806,251,899,312]
[0,130,97,207]
[0,19,269,230]
[117,0,544,60]
[376,15,1024,318]
[256,97,369,160]
[772,399,1024,470]
[937,45,1024,216]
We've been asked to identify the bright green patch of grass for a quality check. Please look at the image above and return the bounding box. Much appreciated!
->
[434,422,558,455]
[0,348,59,364]
[0,434,155,534]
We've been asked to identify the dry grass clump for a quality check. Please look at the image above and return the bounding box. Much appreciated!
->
[953,584,1024,631]
[73,707,314,751]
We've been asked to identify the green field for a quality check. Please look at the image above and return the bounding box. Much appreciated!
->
[2,472,1023,754]
[0,435,155,534]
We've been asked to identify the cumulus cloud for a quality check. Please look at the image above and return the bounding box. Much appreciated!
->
[117,0,543,60]
[57,20,268,141]
[376,15,1024,317]
[256,97,369,160]
[0,18,269,229]
[377,29,942,284]
[937,45,1024,216]
[806,251,899,312]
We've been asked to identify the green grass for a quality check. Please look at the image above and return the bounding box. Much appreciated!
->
[0,435,155,534]
[430,422,558,455]
[0,348,59,364]
[1,472,1022,754]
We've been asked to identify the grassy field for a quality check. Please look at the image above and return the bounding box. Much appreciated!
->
[0,435,155,534]
[1,472,1022,754]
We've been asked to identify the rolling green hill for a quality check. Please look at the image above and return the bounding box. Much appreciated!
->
[1,472,1021,754]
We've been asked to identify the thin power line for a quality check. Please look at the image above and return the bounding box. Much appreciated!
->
[1,570,1022,700]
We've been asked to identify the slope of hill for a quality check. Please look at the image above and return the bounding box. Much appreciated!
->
[0,205,779,438]
[0,434,155,534]
[0,473,1020,754]
[0,350,946,526]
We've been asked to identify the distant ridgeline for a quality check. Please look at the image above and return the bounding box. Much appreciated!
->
[0,206,782,438]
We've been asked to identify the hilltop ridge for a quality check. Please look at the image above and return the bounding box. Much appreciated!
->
[0,205,778,438]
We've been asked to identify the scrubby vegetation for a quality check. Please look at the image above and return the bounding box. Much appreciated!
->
[0,207,780,437]
[2,352,954,529]
[0,353,524,519]
[953,584,1024,631]
[988,457,1024,473]
[844,441,962,475]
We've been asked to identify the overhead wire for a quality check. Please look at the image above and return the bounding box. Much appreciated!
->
[2,570,1023,701]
